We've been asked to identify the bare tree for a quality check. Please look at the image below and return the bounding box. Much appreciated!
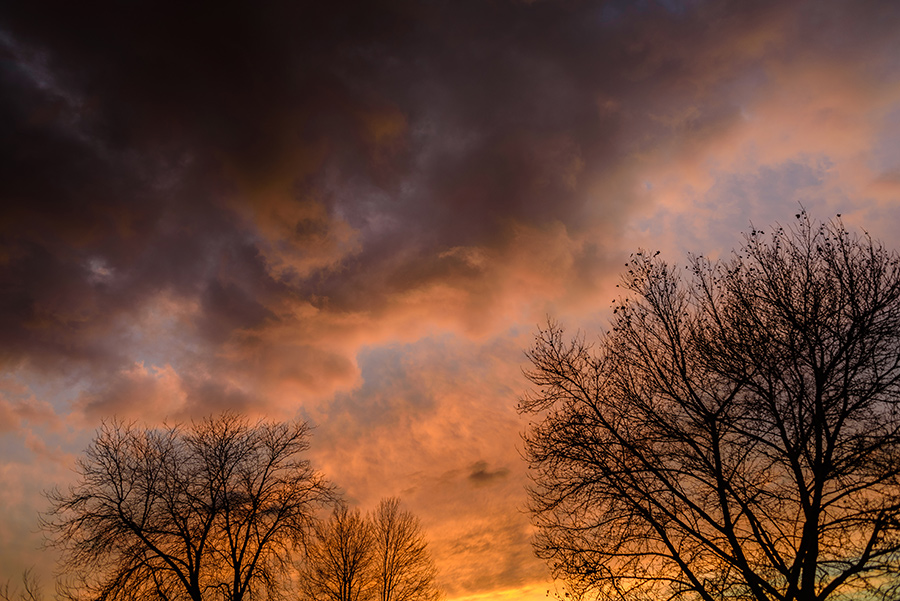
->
[299,504,374,601]
[298,499,441,601]
[44,413,333,601]
[1,571,44,601]
[520,214,900,601]
[370,498,441,601]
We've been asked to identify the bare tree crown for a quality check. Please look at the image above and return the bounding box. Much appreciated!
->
[520,214,900,601]
[44,413,333,601]
[299,498,441,601]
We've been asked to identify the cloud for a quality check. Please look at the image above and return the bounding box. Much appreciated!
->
[467,461,511,487]
[75,362,188,422]
[0,391,58,434]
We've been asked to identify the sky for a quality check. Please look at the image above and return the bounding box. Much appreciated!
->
[2,0,900,599]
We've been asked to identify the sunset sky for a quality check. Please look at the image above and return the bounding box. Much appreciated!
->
[2,1,900,599]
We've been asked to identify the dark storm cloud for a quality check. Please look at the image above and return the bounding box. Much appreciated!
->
[1,0,898,447]
[0,0,763,335]
[1,0,406,373]
[5,0,896,371]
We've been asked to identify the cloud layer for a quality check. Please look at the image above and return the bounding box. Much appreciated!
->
[2,0,900,597]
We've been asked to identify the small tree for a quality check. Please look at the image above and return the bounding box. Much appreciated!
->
[299,504,374,601]
[299,499,442,601]
[520,214,900,601]
[1,571,43,601]
[44,413,333,601]
[371,498,441,601]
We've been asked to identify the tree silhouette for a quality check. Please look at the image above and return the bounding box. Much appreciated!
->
[520,214,900,601]
[44,413,333,601]
[371,498,441,601]
[299,504,374,601]
[299,499,442,601]
[0,571,44,601]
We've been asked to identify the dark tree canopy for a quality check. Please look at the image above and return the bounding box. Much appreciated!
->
[44,413,333,601]
[520,215,900,601]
